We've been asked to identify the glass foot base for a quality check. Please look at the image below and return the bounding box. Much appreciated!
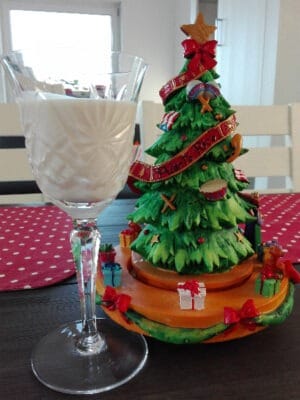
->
[31,318,148,395]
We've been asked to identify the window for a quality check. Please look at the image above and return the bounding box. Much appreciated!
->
[0,0,120,100]
[10,10,113,82]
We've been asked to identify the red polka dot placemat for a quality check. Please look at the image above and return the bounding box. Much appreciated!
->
[1,194,300,291]
[0,205,75,291]
[260,193,300,263]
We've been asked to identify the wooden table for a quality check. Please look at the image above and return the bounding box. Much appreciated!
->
[1,199,300,400]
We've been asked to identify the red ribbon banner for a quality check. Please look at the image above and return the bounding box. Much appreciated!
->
[159,39,217,103]
[128,115,237,188]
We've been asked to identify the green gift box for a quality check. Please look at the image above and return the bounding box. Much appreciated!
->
[255,276,280,297]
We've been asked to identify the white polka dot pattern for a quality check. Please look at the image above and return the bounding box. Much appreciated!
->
[0,205,75,291]
[0,195,299,290]
[260,193,300,263]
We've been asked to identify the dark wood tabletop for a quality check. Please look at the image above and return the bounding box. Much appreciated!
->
[1,199,300,400]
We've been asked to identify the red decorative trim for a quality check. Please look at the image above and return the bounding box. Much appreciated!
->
[159,67,207,104]
[128,115,237,187]
[159,39,217,103]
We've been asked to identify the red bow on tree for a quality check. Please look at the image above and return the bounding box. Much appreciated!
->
[224,299,259,331]
[182,38,217,73]
[102,286,131,313]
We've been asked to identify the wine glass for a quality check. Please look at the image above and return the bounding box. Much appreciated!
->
[1,51,148,394]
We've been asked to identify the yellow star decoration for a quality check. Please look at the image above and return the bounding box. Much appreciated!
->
[181,13,216,44]
[235,231,244,242]
[150,234,160,245]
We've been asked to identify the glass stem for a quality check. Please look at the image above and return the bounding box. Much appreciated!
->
[71,218,104,354]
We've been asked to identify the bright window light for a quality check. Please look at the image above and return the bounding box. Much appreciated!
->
[10,10,112,81]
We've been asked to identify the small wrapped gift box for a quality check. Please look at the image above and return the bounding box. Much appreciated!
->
[119,229,137,248]
[255,276,281,297]
[99,250,116,263]
[177,281,206,310]
[102,262,122,287]
[99,243,116,263]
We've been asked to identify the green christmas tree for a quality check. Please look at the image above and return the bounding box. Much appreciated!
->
[127,13,258,274]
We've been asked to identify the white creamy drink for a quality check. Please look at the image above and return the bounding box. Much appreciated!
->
[22,98,137,217]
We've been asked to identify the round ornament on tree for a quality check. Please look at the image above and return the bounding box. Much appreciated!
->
[199,179,227,201]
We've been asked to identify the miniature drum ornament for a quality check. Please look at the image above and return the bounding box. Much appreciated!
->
[186,80,206,101]
[186,80,221,113]
[202,81,220,100]
[186,80,220,101]
[199,179,227,201]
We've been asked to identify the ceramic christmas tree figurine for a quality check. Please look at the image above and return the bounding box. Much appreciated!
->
[97,13,297,344]
[128,13,257,274]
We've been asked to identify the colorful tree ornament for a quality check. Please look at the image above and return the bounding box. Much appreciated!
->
[186,79,221,113]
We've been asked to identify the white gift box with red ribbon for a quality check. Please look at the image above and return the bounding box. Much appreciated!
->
[177,280,206,310]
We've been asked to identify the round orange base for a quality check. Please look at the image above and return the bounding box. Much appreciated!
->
[130,251,255,291]
[96,247,289,343]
